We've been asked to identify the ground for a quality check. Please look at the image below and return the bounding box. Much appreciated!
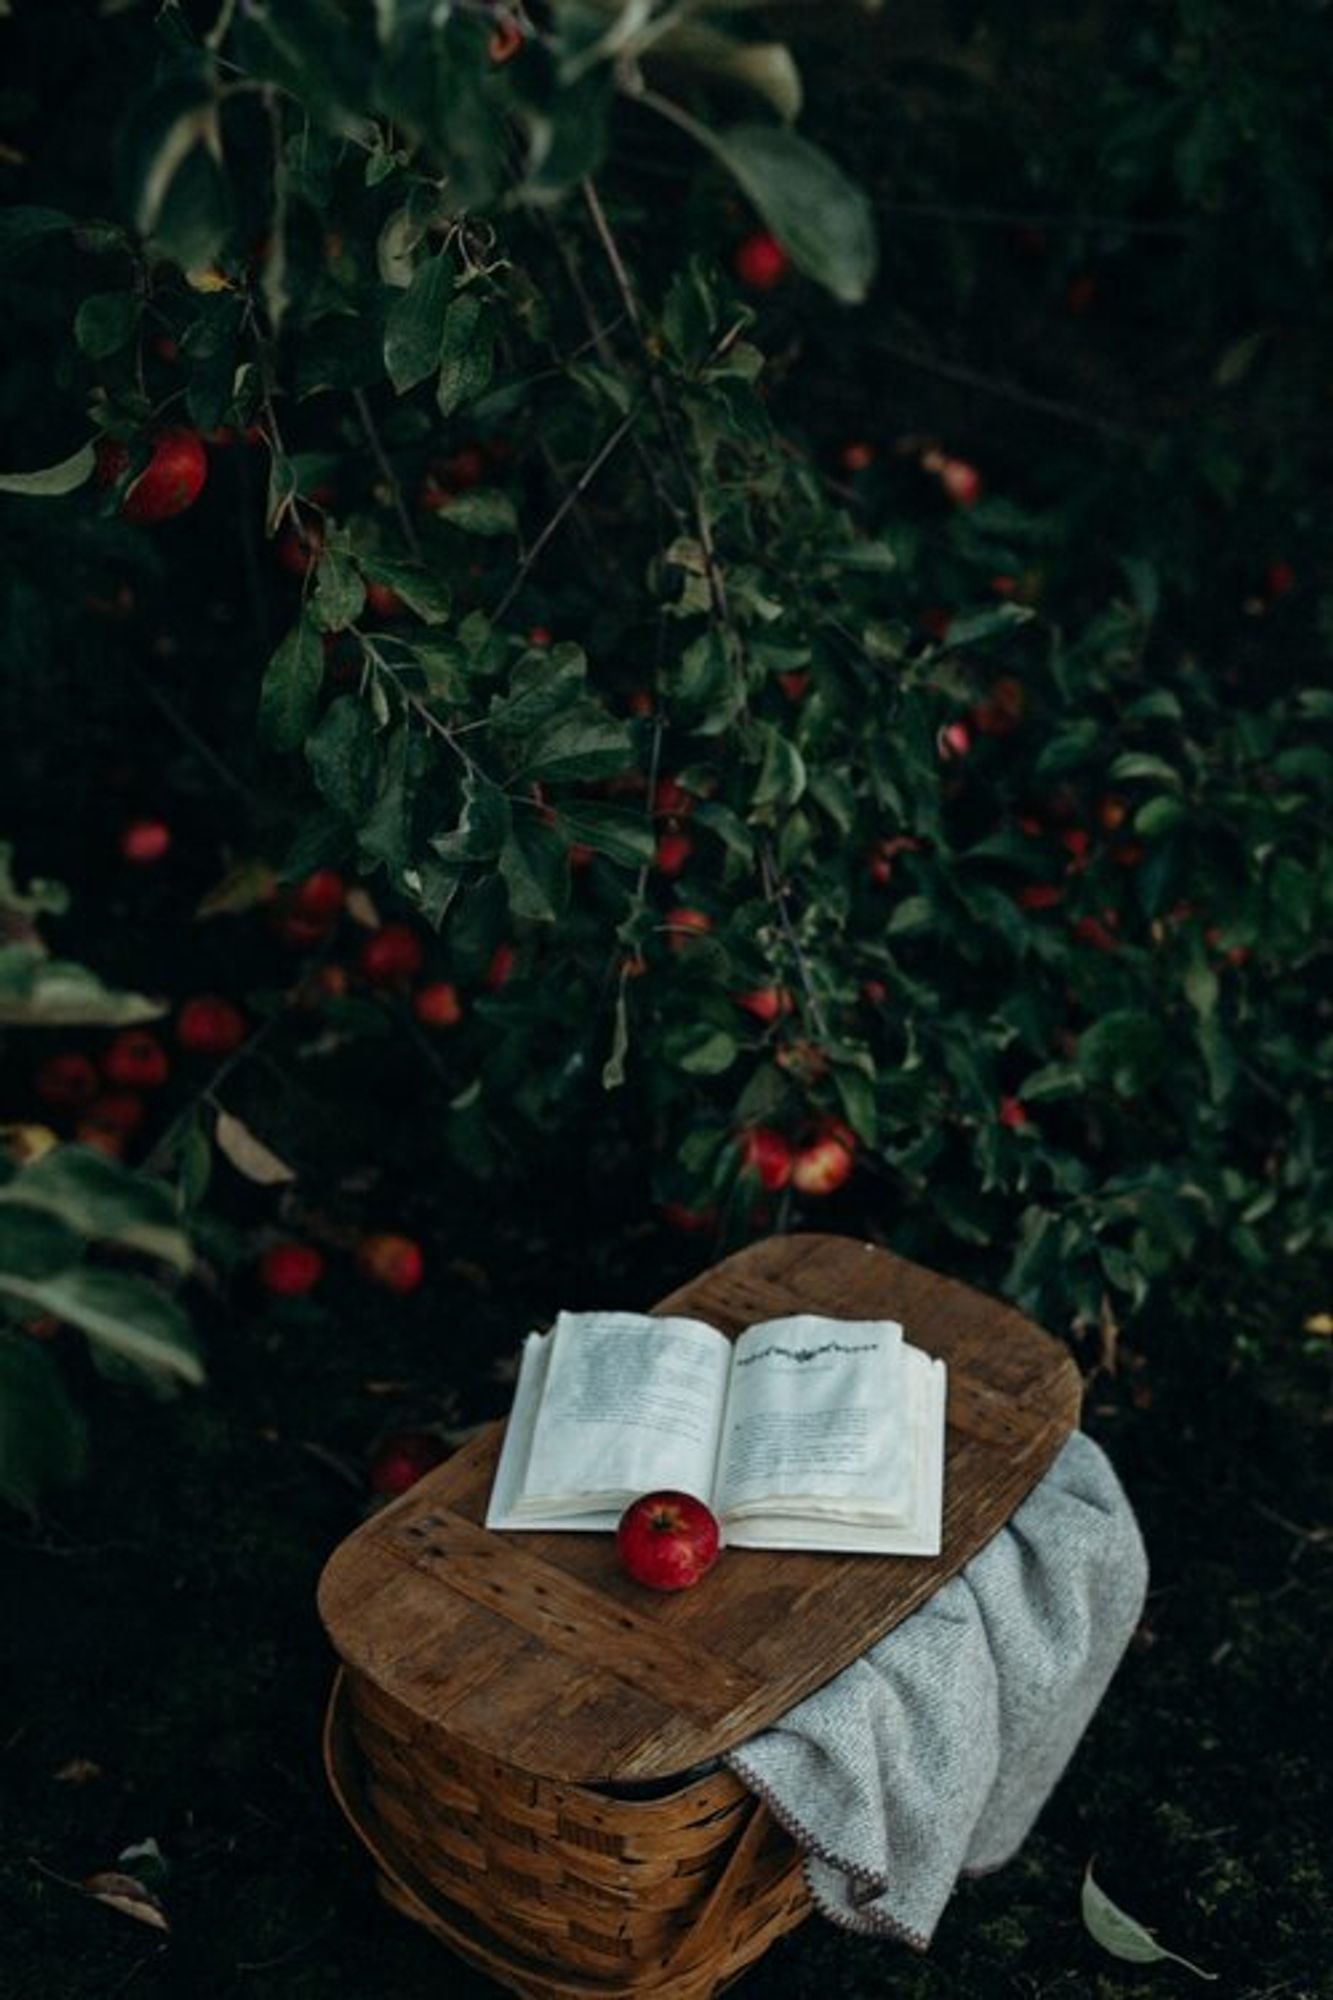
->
[4,1220,1330,2000]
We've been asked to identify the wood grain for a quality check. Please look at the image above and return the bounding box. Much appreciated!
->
[319,1233,1081,1784]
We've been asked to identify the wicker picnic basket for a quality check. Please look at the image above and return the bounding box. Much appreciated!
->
[323,1667,810,1998]
[318,1233,1081,1999]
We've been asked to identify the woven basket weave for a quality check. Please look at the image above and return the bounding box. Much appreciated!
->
[324,1667,812,1999]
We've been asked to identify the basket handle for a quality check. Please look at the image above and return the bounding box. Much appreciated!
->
[323,1669,794,2000]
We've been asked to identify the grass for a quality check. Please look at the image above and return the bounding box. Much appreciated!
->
[4,1222,1331,2000]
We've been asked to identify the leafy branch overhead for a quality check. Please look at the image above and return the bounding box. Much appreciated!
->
[1,0,1329,1412]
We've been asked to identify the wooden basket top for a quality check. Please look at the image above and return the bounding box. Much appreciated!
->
[318,1233,1081,1785]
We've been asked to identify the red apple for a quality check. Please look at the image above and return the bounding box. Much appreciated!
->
[289,869,345,921]
[177,994,247,1055]
[732,987,792,1024]
[119,817,171,865]
[484,942,516,990]
[666,908,712,950]
[733,231,789,291]
[655,829,692,877]
[616,1491,721,1592]
[102,1030,169,1091]
[368,1430,447,1496]
[652,777,693,819]
[33,1051,100,1109]
[937,720,972,761]
[839,441,876,473]
[998,1095,1029,1130]
[357,1232,424,1294]
[363,580,405,620]
[96,428,208,524]
[935,456,982,509]
[258,1241,325,1296]
[359,922,424,986]
[791,1123,856,1197]
[527,625,552,648]
[414,981,463,1028]
[737,1124,794,1192]
[658,1200,717,1235]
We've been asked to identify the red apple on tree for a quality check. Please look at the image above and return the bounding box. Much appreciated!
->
[258,1241,325,1297]
[102,1030,169,1091]
[177,994,247,1055]
[96,428,208,524]
[737,1125,795,1192]
[118,817,172,865]
[357,1232,425,1294]
[617,1491,721,1592]
[733,231,789,291]
[33,1051,100,1109]
[791,1121,856,1197]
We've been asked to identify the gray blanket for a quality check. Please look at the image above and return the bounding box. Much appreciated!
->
[725,1431,1147,1949]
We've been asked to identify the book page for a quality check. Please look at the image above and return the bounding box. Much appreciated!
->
[518,1310,732,1514]
[715,1315,910,1521]
[725,1352,947,1555]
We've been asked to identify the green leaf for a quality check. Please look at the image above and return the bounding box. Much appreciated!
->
[701,123,877,304]
[259,616,325,752]
[306,696,379,819]
[553,801,655,868]
[1134,794,1186,837]
[359,556,451,624]
[431,487,516,536]
[1109,752,1183,788]
[499,816,570,923]
[750,723,806,811]
[384,250,453,392]
[432,771,512,862]
[313,551,366,633]
[0,1207,82,1281]
[0,205,75,266]
[1081,1865,1217,1981]
[650,24,803,121]
[121,63,230,269]
[0,1335,87,1515]
[0,950,164,1028]
[519,709,635,785]
[436,294,494,417]
[0,1269,202,1387]
[832,1064,878,1145]
[1,1147,192,1273]
[0,442,96,498]
[1075,1011,1168,1099]
[488,643,587,736]
[663,1023,737,1076]
[75,291,141,359]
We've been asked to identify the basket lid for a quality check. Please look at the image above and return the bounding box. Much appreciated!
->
[317,1233,1080,1784]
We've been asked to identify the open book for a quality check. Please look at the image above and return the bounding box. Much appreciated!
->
[486,1311,947,1555]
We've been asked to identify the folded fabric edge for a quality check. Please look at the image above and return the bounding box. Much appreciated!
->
[724,1748,933,1952]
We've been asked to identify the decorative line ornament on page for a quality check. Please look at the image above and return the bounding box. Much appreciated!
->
[735,1340,880,1367]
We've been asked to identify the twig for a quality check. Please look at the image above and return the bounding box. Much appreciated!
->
[353,387,422,560]
[759,840,830,1041]
[581,177,730,626]
[131,666,257,809]
[868,336,1145,442]
[880,200,1199,238]
[142,1010,284,1176]
[492,405,639,623]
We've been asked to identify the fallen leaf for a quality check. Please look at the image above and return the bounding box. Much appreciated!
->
[1302,1312,1333,1337]
[52,1757,103,1786]
[214,1110,296,1186]
[195,858,278,919]
[1081,1863,1216,1981]
[343,887,381,930]
[82,1870,169,1932]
